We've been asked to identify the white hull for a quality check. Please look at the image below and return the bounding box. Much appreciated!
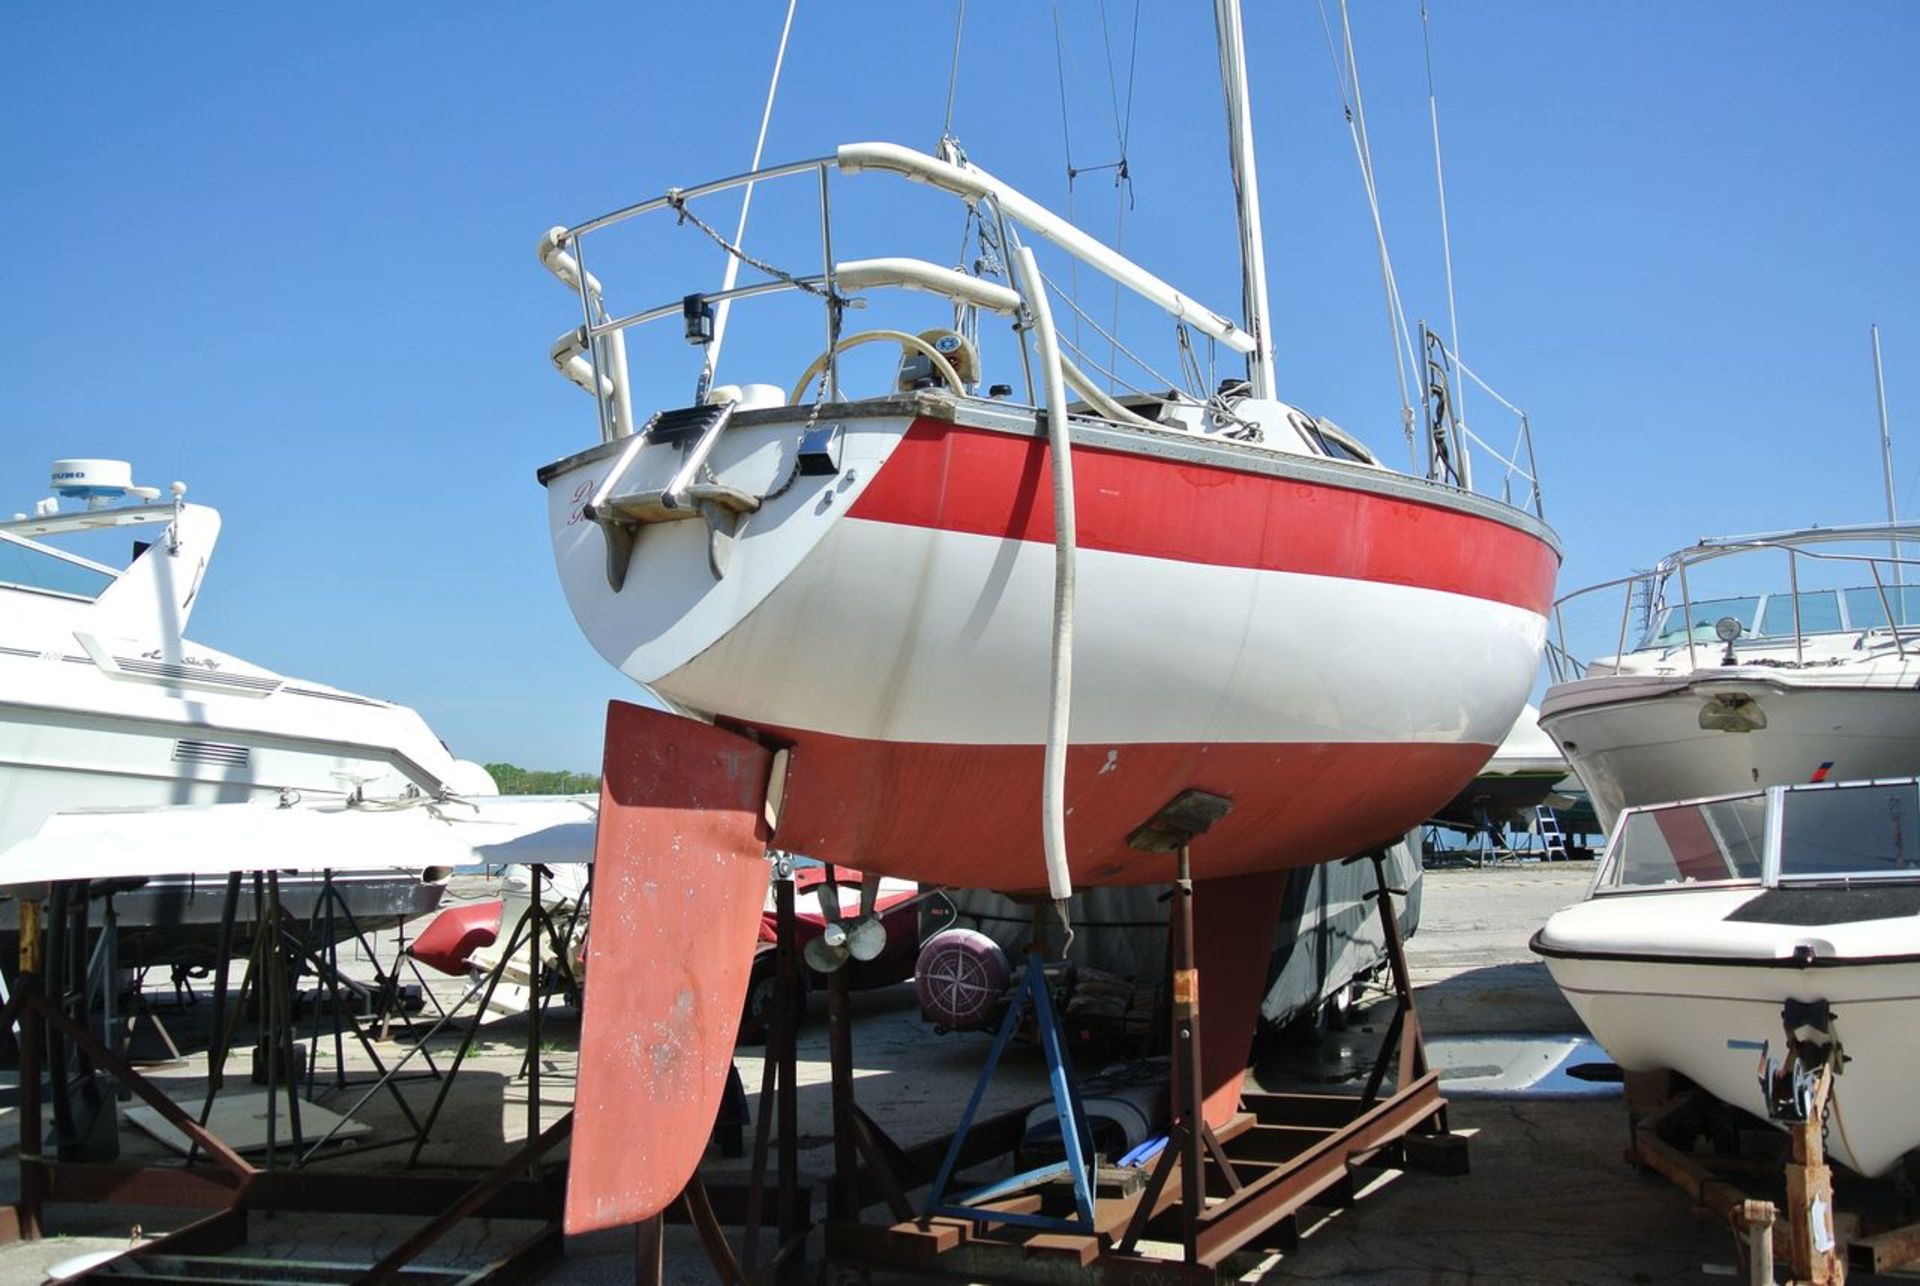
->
[543,404,1550,754]
[2,488,490,896]
[0,675,462,854]
[666,515,1544,751]
[1545,949,1920,1176]
[1540,670,1920,832]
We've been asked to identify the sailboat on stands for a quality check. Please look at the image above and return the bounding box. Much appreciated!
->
[535,2,1559,1231]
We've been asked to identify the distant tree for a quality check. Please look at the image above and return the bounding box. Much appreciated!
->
[482,762,601,796]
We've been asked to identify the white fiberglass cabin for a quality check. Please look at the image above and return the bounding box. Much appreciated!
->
[1541,525,1920,833]
[1534,777,1920,1176]
[0,461,496,963]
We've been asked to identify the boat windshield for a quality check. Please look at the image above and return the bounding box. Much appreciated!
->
[1639,585,1920,651]
[0,537,115,601]
[1840,586,1920,632]
[1778,782,1920,880]
[1756,590,1842,638]
[1643,596,1760,647]
[1601,793,1768,889]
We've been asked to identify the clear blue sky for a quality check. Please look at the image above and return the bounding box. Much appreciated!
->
[5,4,1916,770]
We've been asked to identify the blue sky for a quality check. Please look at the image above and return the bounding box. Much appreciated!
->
[5,4,1916,770]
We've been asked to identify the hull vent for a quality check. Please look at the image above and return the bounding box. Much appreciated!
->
[172,740,252,768]
[115,657,281,693]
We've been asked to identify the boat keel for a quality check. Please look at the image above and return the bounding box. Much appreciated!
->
[1194,869,1294,1128]
[565,701,774,1235]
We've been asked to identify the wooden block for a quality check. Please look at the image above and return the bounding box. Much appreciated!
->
[1403,1132,1471,1177]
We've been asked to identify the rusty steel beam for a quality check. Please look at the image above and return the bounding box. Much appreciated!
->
[10,898,42,1243]
[362,1113,573,1286]
[1850,1219,1920,1275]
[1195,1073,1447,1266]
[453,1221,563,1286]
[123,1207,250,1261]
[41,1161,568,1220]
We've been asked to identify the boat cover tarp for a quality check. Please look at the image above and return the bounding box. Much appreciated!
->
[938,834,1421,1032]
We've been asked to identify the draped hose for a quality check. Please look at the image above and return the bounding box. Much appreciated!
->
[1012,245,1076,951]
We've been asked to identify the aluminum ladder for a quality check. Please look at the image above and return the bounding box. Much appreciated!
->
[1534,806,1568,861]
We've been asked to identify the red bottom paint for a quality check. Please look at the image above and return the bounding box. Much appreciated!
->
[1193,870,1293,1129]
[749,725,1492,1134]
[756,724,1493,889]
[566,705,1493,1232]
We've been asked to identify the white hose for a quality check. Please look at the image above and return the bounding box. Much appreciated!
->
[1012,245,1076,907]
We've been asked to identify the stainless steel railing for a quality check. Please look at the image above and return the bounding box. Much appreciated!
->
[1548,525,1920,682]
[537,141,1548,523]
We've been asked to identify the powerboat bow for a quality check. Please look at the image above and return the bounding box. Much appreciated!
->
[1534,777,1920,1176]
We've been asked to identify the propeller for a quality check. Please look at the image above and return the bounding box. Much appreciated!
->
[804,918,850,973]
[803,867,856,973]
[846,916,888,962]
[802,867,899,972]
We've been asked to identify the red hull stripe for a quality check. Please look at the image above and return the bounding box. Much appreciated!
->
[845,419,1559,615]
[760,722,1492,889]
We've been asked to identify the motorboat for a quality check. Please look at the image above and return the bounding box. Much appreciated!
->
[1533,777,1920,1176]
[536,2,1558,1230]
[1542,523,1920,833]
[0,460,497,964]
[1430,704,1571,834]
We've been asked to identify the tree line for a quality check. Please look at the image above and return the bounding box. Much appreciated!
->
[483,763,602,796]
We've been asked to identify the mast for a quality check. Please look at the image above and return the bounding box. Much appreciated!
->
[1213,0,1276,399]
[1873,324,1902,587]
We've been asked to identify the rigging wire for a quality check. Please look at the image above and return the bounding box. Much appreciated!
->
[1095,0,1141,391]
[1036,263,1191,397]
[1320,0,1422,470]
[1050,1,1084,356]
[1098,1,1127,148]
[1051,0,1141,385]
[1422,1,1470,444]
[941,0,967,145]
[705,0,799,387]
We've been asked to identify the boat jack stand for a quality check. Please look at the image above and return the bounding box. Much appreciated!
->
[924,935,1099,1234]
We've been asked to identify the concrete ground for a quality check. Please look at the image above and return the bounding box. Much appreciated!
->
[0,864,1903,1284]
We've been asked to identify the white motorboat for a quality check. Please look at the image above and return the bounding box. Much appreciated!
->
[0,460,498,962]
[1533,777,1920,1176]
[1541,524,1920,833]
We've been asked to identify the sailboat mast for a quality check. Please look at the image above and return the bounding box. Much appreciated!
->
[1214,0,1276,400]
